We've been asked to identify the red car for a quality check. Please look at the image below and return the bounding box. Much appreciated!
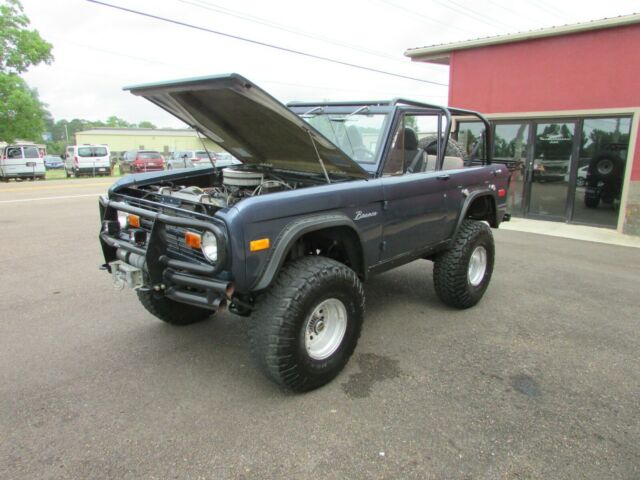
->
[120,150,165,174]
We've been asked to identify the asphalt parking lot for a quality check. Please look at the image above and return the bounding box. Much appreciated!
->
[1,179,639,479]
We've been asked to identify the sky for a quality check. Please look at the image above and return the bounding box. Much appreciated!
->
[19,0,640,129]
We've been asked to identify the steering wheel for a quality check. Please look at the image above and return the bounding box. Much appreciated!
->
[353,146,374,162]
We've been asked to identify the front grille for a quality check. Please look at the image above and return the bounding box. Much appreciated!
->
[164,225,207,263]
[110,194,216,267]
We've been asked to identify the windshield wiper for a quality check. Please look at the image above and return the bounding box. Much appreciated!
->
[300,106,324,119]
[329,105,370,122]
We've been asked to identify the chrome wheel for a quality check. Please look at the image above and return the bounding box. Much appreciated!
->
[467,246,487,287]
[304,298,347,360]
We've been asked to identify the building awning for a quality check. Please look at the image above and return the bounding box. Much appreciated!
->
[405,12,640,65]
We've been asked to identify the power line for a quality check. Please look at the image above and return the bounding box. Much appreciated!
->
[527,0,573,23]
[373,0,479,35]
[483,0,546,24]
[85,0,448,87]
[177,0,403,64]
[431,0,512,31]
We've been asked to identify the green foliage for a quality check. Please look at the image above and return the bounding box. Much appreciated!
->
[44,117,160,150]
[0,0,53,74]
[0,72,46,143]
[106,115,132,128]
[0,0,52,142]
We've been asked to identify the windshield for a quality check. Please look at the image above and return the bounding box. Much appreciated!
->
[138,152,162,159]
[302,112,387,164]
[78,146,108,157]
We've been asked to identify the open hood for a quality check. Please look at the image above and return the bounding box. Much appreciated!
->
[125,74,368,179]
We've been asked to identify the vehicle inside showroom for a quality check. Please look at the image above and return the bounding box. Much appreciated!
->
[406,13,640,235]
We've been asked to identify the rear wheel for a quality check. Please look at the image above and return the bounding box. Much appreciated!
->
[249,256,364,392]
[137,290,212,326]
[433,220,494,309]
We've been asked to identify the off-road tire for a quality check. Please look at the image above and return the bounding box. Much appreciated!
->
[249,256,365,392]
[584,195,600,208]
[589,154,622,182]
[433,220,494,309]
[137,290,212,326]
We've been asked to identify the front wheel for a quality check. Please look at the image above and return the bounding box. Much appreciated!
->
[433,220,495,309]
[249,256,364,392]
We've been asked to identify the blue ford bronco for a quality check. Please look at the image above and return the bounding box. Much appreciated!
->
[99,74,510,391]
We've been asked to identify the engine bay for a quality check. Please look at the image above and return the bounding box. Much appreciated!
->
[124,167,321,215]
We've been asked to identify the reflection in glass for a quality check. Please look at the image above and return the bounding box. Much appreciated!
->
[572,117,631,227]
[529,122,575,218]
[457,122,485,162]
[493,123,529,215]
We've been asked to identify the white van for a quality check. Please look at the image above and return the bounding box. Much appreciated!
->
[0,144,46,181]
[63,145,111,177]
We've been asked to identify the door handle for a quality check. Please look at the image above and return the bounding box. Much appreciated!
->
[437,174,451,180]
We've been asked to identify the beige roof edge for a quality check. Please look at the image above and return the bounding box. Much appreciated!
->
[405,12,640,63]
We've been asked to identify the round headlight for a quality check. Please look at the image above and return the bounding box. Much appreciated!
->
[201,231,218,262]
[117,211,128,229]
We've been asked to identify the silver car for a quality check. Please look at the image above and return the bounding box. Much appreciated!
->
[167,150,241,170]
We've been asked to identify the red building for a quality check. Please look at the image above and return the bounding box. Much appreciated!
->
[406,14,640,235]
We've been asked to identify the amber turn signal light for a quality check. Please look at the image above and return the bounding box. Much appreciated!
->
[127,214,140,228]
[249,238,270,252]
[184,231,202,249]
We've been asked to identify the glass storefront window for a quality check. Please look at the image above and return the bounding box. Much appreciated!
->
[572,117,631,227]
[457,121,485,162]
[529,122,576,218]
[493,123,529,215]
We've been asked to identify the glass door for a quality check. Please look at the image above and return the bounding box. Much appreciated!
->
[493,122,530,216]
[528,121,577,219]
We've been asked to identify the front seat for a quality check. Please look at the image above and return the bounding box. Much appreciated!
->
[402,128,422,173]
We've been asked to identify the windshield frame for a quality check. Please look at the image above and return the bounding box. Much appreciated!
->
[290,101,492,176]
[290,105,394,175]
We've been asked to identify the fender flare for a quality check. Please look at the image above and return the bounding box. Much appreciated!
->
[251,213,363,291]
[452,189,498,238]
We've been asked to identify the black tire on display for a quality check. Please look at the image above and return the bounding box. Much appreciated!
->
[589,154,622,182]
[137,290,212,326]
[433,219,495,309]
[249,256,365,392]
[584,195,600,208]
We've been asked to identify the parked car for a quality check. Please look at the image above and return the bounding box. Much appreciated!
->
[214,151,242,168]
[120,150,165,174]
[44,155,64,170]
[0,144,45,181]
[167,150,241,170]
[63,145,111,177]
[167,150,210,169]
[576,165,588,187]
[99,74,510,392]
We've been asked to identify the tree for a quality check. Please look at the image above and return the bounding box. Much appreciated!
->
[105,116,132,128]
[0,0,53,143]
[0,0,53,74]
[0,73,46,143]
[137,121,156,129]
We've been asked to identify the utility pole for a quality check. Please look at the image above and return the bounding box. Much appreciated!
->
[64,123,69,144]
